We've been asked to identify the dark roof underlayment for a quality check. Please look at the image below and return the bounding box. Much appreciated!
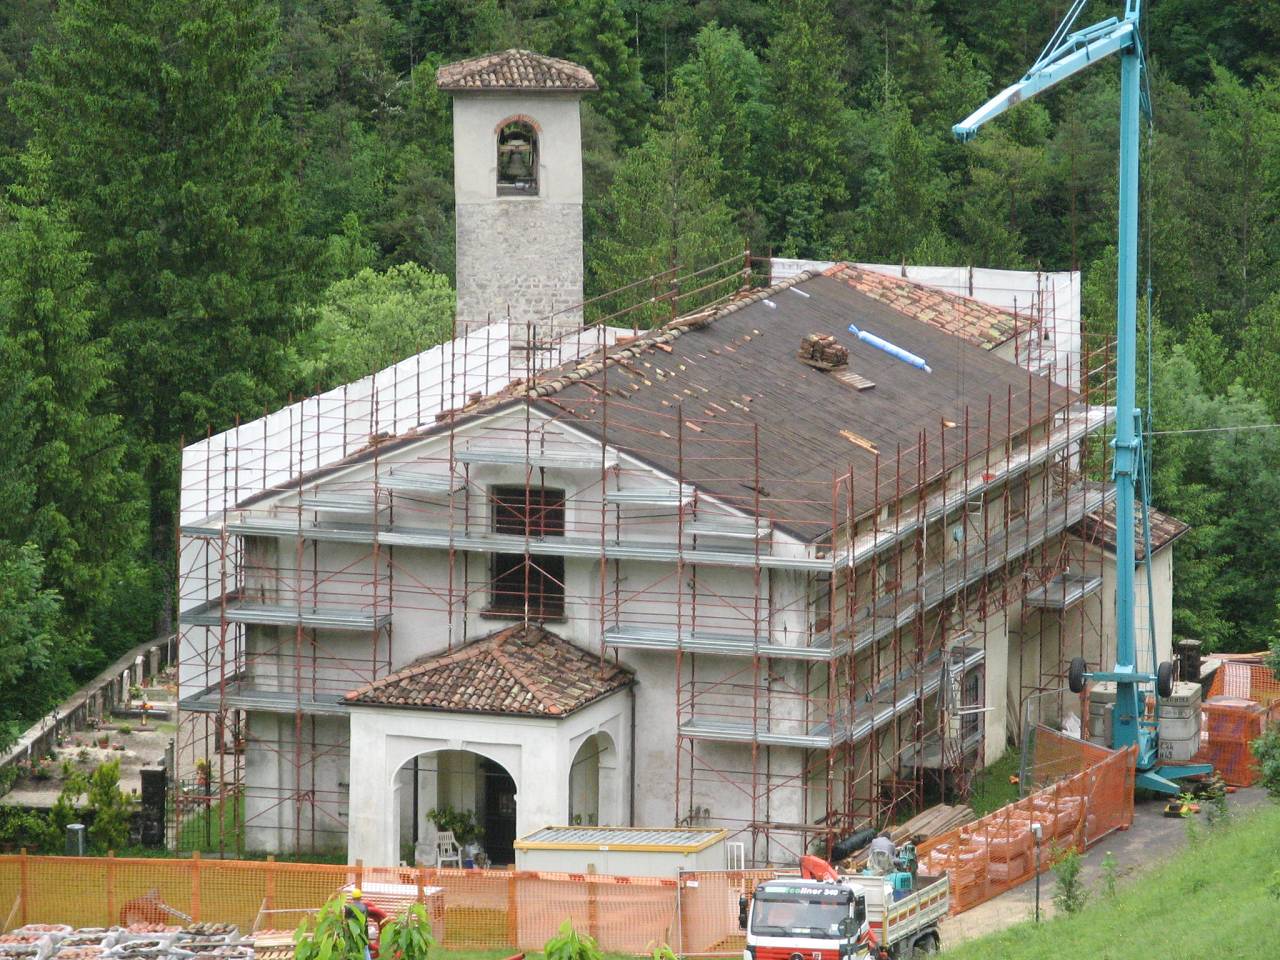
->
[534,270,1073,541]
[235,267,1073,543]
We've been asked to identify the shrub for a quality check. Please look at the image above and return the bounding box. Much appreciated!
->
[1100,851,1119,899]
[1051,846,1088,915]
[1253,726,1280,799]
[294,894,366,960]
[87,760,133,852]
[118,724,132,736]
[380,903,435,960]
[544,920,603,960]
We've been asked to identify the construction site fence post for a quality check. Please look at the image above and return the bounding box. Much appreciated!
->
[191,850,201,922]
[17,849,27,928]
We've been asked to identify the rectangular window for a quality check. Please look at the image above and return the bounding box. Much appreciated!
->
[490,486,565,618]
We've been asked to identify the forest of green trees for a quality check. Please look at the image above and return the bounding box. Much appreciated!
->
[0,0,1278,736]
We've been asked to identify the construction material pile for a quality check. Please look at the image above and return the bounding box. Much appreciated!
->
[838,803,974,870]
[797,334,848,369]
[0,924,273,960]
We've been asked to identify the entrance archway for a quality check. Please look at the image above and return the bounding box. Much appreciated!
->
[568,732,618,827]
[395,749,519,866]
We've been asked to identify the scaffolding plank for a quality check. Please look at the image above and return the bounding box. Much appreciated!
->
[453,447,618,469]
[378,470,465,495]
[203,517,838,571]
[1023,572,1105,609]
[179,597,392,631]
[684,518,771,539]
[300,494,380,514]
[603,625,851,660]
[604,486,691,506]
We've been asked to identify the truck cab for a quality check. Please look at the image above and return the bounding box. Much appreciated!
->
[741,872,948,960]
[741,878,868,960]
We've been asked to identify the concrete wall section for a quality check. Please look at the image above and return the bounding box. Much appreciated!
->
[346,690,630,866]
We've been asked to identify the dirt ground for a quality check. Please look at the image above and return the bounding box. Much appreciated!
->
[938,785,1270,948]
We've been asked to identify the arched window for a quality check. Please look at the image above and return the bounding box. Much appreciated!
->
[497,120,539,196]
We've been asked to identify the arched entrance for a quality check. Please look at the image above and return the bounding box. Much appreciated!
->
[395,749,519,866]
[568,732,618,827]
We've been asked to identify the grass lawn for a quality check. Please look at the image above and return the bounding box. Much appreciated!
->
[941,800,1280,958]
[966,747,1022,817]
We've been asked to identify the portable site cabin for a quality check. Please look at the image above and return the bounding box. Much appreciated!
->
[514,827,730,877]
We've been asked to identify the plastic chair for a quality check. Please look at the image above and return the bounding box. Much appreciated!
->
[436,829,462,867]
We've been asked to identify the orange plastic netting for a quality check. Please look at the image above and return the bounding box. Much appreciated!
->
[0,733,1139,947]
[916,729,1135,914]
[1192,661,1280,787]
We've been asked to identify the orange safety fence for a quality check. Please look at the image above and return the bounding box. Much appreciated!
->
[1194,697,1280,787]
[1191,660,1280,787]
[916,728,1136,914]
[0,736,1137,949]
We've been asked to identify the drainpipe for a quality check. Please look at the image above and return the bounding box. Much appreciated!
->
[628,684,637,826]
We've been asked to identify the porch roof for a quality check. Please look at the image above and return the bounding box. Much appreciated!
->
[343,623,632,716]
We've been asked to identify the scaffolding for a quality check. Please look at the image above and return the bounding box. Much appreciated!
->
[175,253,1116,862]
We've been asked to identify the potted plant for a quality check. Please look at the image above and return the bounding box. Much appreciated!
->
[427,806,485,865]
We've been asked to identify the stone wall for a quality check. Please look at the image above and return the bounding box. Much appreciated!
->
[454,198,584,342]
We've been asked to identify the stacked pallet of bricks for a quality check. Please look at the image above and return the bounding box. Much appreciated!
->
[1194,660,1280,787]
[914,728,1135,914]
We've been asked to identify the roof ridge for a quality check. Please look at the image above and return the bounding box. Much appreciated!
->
[491,627,578,714]
[524,270,819,402]
[342,634,494,701]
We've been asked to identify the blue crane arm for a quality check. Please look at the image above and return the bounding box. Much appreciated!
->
[952,17,1136,141]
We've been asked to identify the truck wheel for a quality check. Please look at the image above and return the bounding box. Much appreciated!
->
[1068,657,1087,694]
[1157,661,1175,699]
[910,933,939,956]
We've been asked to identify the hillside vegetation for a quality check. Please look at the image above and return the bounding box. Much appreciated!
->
[1,1,1280,738]
[943,801,1280,959]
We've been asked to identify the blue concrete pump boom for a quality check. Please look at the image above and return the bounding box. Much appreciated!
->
[953,1,1210,794]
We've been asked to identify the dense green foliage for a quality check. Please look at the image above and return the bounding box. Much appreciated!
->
[0,0,1278,731]
[944,799,1280,959]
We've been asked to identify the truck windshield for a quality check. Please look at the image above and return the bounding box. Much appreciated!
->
[750,899,848,940]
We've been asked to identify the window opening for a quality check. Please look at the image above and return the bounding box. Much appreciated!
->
[490,485,565,617]
[497,121,538,196]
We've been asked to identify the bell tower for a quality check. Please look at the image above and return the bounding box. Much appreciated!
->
[437,50,597,346]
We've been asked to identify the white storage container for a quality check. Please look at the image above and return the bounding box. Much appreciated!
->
[515,826,729,877]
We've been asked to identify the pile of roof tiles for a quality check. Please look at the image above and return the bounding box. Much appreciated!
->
[0,925,269,960]
[797,333,849,370]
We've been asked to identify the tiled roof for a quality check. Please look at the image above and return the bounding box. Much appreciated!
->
[344,623,631,715]
[1073,504,1190,560]
[823,264,1021,349]
[437,49,597,93]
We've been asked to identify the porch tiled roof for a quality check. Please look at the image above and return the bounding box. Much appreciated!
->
[344,623,631,716]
